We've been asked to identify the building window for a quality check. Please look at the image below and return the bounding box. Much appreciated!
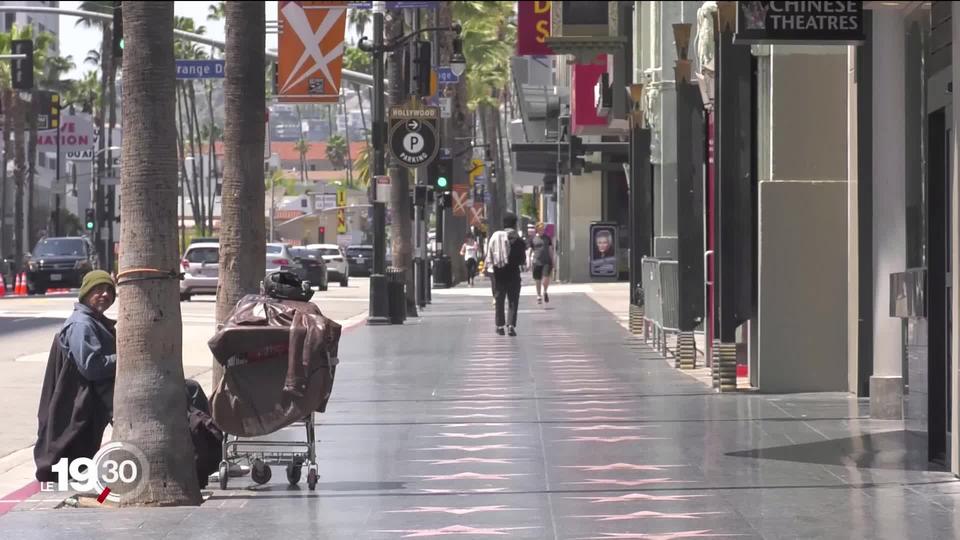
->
[4,14,14,31]
[301,199,307,208]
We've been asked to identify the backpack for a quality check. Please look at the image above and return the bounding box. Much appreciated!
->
[188,405,223,489]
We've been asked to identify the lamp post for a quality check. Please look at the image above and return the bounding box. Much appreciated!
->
[358,3,464,325]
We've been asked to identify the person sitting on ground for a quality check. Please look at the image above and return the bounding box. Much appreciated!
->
[35,270,119,482]
[35,271,220,487]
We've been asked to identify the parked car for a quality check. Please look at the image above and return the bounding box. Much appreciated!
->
[179,242,219,301]
[306,243,349,287]
[266,243,299,275]
[345,245,373,277]
[26,236,98,295]
[290,246,329,291]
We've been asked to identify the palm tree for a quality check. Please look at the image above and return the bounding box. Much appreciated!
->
[207,2,225,23]
[385,7,415,314]
[353,143,370,190]
[326,133,348,170]
[265,168,294,241]
[294,137,311,184]
[63,70,101,113]
[20,27,56,247]
[348,8,371,42]
[215,2,266,388]
[113,0,201,506]
[342,47,370,143]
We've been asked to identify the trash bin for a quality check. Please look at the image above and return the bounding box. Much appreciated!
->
[386,267,405,324]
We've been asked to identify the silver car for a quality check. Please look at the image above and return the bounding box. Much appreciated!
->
[266,242,304,277]
[180,242,219,301]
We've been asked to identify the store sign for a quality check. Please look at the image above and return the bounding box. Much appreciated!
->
[734,1,865,45]
[517,1,553,55]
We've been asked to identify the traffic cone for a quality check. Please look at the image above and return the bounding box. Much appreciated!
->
[13,273,22,295]
[17,273,27,295]
[0,273,6,297]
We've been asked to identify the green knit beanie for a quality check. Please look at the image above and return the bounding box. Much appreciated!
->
[78,270,116,302]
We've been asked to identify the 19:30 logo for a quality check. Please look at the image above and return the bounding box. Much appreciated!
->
[42,442,149,503]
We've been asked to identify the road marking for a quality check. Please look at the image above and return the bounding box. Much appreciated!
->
[14,352,48,363]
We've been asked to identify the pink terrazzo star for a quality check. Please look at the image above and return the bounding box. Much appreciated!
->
[573,531,743,540]
[438,423,511,428]
[416,445,526,452]
[449,405,518,410]
[558,436,666,443]
[386,505,524,515]
[566,493,709,503]
[554,408,630,413]
[559,416,629,421]
[419,488,509,494]
[560,463,683,471]
[441,415,510,420]
[411,457,517,465]
[374,525,540,537]
[564,400,632,405]
[427,432,522,439]
[566,478,693,487]
[554,425,648,432]
[574,510,725,521]
[409,472,528,481]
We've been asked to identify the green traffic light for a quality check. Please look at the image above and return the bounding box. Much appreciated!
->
[120,39,124,50]
[437,177,448,189]
[85,222,94,230]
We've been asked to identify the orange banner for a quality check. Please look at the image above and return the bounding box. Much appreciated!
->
[451,185,469,217]
[469,203,486,227]
[278,1,347,103]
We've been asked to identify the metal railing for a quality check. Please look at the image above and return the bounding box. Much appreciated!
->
[639,257,692,360]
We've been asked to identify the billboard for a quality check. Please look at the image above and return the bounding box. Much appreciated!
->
[278,1,348,103]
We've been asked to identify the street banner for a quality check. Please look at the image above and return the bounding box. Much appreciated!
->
[337,208,347,233]
[589,222,618,278]
[35,115,96,153]
[278,1,348,103]
[451,185,469,217]
[469,203,485,227]
[517,1,553,56]
[336,187,346,208]
[468,159,484,187]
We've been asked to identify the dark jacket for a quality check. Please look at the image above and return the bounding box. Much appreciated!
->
[60,303,117,382]
[34,338,113,482]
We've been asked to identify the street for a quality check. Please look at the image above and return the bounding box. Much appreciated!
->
[0,278,372,498]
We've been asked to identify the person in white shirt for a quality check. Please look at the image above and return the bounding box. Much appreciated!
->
[460,234,480,286]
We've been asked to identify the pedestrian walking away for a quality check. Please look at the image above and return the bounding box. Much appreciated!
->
[485,213,527,336]
[460,234,480,286]
[527,222,555,304]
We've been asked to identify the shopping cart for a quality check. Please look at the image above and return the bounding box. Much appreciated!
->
[208,272,340,490]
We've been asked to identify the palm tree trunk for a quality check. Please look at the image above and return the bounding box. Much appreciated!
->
[215,2,266,387]
[114,1,201,506]
[0,90,9,258]
[27,92,37,247]
[12,97,25,269]
[96,24,109,254]
[176,83,203,232]
[386,8,415,313]
[184,83,204,236]
[340,94,353,186]
[439,2,467,281]
[188,81,206,235]
[206,81,218,232]
[355,84,369,145]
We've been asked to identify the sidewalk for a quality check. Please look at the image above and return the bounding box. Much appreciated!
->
[1,283,958,539]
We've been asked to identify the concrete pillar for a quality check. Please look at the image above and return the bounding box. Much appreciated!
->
[652,1,679,260]
[846,44,861,396]
[950,2,960,477]
[757,45,848,393]
[869,11,906,419]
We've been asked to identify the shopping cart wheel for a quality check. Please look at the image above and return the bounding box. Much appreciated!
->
[219,462,229,490]
[286,464,302,486]
[251,459,272,485]
[307,468,318,491]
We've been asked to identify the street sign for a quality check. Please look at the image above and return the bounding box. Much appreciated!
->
[278,1,347,103]
[337,208,347,233]
[435,66,459,85]
[440,147,451,159]
[375,175,391,203]
[11,40,33,90]
[175,59,225,79]
[388,106,439,169]
[336,187,346,208]
[439,97,452,119]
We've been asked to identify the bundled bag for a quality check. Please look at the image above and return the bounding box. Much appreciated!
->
[208,293,340,437]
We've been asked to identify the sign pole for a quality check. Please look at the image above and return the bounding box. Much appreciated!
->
[54,112,60,236]
[367,1,390,325]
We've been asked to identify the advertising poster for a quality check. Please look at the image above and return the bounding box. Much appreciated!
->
[589,222,617,278]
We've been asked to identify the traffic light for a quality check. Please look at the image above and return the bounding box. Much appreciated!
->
[11,40,33,90]
[112,2,123,59]
[428,157,453,191]
[85,209,95,231]
[318,226,326,240]
[441,191,453,208]
[49,93,60,129]
[412,40,431,97]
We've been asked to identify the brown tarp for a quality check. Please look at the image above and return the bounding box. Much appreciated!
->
[208,295,340,437]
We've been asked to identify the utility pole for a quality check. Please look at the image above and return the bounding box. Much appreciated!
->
[367,0,390,324]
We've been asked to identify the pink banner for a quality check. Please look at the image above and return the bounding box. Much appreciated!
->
[571,55,608,134]
[517,1,553,56]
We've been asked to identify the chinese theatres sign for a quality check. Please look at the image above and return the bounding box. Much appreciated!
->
[735,1,865,45]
